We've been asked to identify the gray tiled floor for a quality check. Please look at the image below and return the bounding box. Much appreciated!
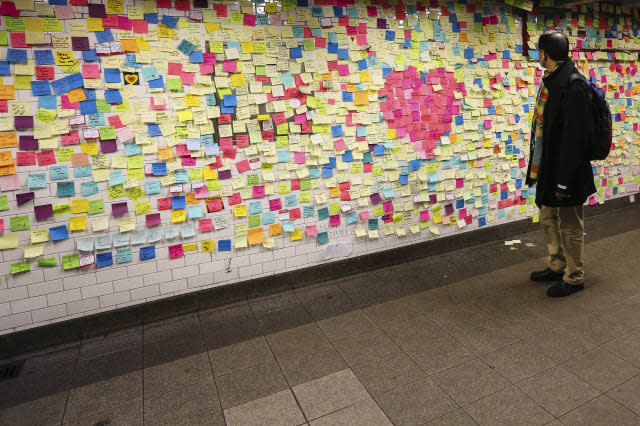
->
[2,205,640,425]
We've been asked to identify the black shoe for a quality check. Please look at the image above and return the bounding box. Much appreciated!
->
[530,267,564,282]
[547,281,584,298]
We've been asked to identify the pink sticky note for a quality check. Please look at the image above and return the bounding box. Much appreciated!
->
[203,53,216,64]
[0,175,20,191]
[382,200,394,212]
[484,120,492,129]
[223,60,237,73]
[333,139,346,151]
[253,186,265,198]
[0,219,4,232]
[132,20,148,33]
[169,244,184,259]
[243,14,256,27]
[199,218,213,232]
[180,72,195,85]
[236,160,250,174]
[420,210,430,221]
[359,211,370,220]
[329,214,341,226]
[146,213,161,227]
[294,152,306,164]
[305,225,317,236]
[194,185,209,199]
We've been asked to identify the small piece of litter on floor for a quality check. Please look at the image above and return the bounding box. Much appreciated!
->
[509,247,518,251]
[525,243,536,247]
[504,239,522,246]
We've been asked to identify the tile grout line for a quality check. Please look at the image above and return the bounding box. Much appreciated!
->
[246,294,311,425]
[58,346,81,426]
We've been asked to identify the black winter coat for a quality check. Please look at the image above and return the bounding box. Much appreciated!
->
[525,60,597,208]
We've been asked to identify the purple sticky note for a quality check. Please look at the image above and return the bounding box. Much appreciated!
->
[370,193,382,205]
[445,204,454,215]
[377,18,387,29]
[19,136,38,150]
[16,192,34,206]
[88,3,106,17]
[15,116,33,129]
[34,204,54,221]
[218,169,232,180]
[112,202,128,216]
[71,37,90,51]
[146,213,161,227]
[100,140,117,153]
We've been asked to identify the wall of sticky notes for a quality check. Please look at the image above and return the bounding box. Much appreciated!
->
[1,0,639,334]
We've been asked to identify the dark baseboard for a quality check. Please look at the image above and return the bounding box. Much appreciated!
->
[1,195,636,359]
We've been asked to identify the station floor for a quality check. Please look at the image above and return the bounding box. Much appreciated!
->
[2,205,640,426]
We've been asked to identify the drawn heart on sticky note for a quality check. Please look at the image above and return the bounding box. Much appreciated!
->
[378,66,461,159]
[123,72,139,85]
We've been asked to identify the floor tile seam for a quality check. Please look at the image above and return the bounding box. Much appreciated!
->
[302,396,390,425]
[605,385,640,417]
[513,367,604,418]
[58,346,81,426]
[558,348,640,393]
[416,407,481,426]
[194,311,226,425]
[557,392,636,423]
[462,382,558,424]
[256,320,311,425]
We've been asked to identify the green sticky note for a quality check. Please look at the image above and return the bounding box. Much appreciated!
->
[303,38,315,51]
[88,199,104,215]
[53,203,71,216]
[167,78,184,92]
[5,16,25,32]
[255,65,266,76]
[62,254,80,270]
[248,215,261,228]
[0,195,8,211]
[0,31,8,46]
[300,179,311,191]
[57,147,75,162]
[246,174,259,186]
[11,261,30,275]
[10,215,30,231]
[96,99,112,113]
[99,126,116,140]
[38,257,58,267]
[43,17,62,32]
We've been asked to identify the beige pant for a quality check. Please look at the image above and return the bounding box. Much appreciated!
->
[539,205,585,284]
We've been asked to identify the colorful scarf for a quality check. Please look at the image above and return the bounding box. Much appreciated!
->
[529,63,561,182]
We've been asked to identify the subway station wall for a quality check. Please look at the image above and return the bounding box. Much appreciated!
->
[0,0,639,334]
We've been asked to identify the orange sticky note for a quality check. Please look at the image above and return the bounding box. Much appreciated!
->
[66,87,86,103]
[71,153,89,167]
[0,132,18,148]
[157,147,173,160]
[0,85,15,100]
[248,227,264,245]
[120,39,139,52]
[269,223,282,237]
[354,91,369,105]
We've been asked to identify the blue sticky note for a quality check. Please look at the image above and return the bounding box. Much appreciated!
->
[28,174,47,189]
[82,50,99,61]
[142,66,159,81]
[317,207,329,220]
[303,205,314,218]
[327,43,338,54]
[145,181,161,195]
[148,75,164,89]
[65,73,84,90]
[342,91,353,102]
[174,169,188,183]
[161,15,178,28]
[249,201,262,215]
[189,50,204,63]
[57,181,75,197]
[322,167,333,178]
[337,49,349,60]
[385,30,395,41]
[74,166,92,179]
[34,50,54,65]
[125,53,140,68]
[147,124,162,136]
[144,13,158,24]
[357,59,368,71]
[342,151,353,162]
[96,252,113,268]
[218,239,231,252]
[123,143,141,156]
[95,29,114,43]
[277,150,290,163]
[37,95,56,111]
[50,165,69,180]
[51,78,70,95]
[410,159,421,170]
[282,221,294,233]
[109,171,124,186]
[83,88,96,101]
[478,217,487,227]
[105,90,122,104]
[7,49,27,63]
[0,61,9,75]
[220,106,235,114]
[223,94,237,107]
[81,181,98,196]
[346,211,357,224]
[205,93,216,106]
[151,163,167,176]
[50,225,69,241]
[172,196,186,210]
[188,205,203,219]
[290,47,302,58]
[79,100,97,115]
[333,6,343,17]
[116,248,133,264]
[262,211,275,225]
[104,69,121,83]
[331,125,343,137]
[140,246,155,260]
[317,232,329,244]
[374,145,385,155]
[281,72,294,86]
[177,39,196,56]
[464,48,475,58]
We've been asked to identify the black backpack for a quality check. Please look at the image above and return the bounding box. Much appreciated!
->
[568,72,612,161]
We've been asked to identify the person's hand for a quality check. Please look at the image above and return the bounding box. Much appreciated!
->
[555,191,571,200]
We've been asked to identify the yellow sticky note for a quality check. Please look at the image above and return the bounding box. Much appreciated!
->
[119,217,135,232]
[24,243,43,258]
[71,198,89,213]
[55,51,75,66]
[183,243,197,252]
[248,228,264,245]
[31,228,49,243]
[201,240,214,252]
[171,209,186,223]
[0,234,19,249]
[69,215,87,231]
[135,200,151,215]
[234,205,247,217]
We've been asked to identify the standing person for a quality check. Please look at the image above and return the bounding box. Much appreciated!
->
[525,31,597,298]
